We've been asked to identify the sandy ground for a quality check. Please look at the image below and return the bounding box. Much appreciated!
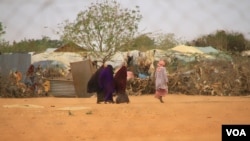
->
[0,94,250,141]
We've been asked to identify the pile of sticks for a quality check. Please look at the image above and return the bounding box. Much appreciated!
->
[127,58,250,96]
[0,73,50,98]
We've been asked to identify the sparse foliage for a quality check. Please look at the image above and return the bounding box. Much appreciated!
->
[0,22,5,38]
[0,22,9,49]
[59,0,142,63]
[0,37,63,53]
[129,34,155,51]
[155,33,182,49]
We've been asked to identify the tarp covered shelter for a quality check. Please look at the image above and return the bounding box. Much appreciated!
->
[70,59,95,97]
[33,60,67,69]
[170,45,219,54]
[168,45,231,62]
[32,52,84,70]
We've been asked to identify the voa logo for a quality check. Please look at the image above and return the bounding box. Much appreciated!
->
[226,129,246,136]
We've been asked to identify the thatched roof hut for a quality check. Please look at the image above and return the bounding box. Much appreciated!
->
[54,42,87,52]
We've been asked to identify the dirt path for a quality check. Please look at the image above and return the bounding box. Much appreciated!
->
[0,94,250,141]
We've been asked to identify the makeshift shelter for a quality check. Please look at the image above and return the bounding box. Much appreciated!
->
[54,42,87,52]
[33,60,67,69]
[31,52,84,71]
[169,45,231,62]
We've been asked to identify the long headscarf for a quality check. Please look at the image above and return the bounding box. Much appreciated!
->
[87,66,104,93]
[114,65,127,93]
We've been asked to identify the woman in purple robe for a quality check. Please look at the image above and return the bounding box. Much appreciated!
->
[87,65,105,104]
[98,64,115,104]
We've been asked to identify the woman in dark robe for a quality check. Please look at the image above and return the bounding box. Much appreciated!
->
[114,62,130,104]
[87,65,105,104]
[98,64,115,104]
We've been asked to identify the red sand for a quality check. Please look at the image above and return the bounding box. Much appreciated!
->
[0,94,250,141]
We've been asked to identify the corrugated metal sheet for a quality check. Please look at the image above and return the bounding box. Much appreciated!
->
[0,53,31,80]
[49,79,76,97]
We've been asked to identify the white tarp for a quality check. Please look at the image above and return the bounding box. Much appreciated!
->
[168,45,230,62]
[32,52,84,70]
[170,45,220,54]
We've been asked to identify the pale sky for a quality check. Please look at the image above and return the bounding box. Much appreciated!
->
[0,0,250,42]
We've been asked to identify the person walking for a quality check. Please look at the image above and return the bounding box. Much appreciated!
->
[114,62,130,104]
[87,64,106,104]
[154,60,168,103]
[98,64,115,104]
